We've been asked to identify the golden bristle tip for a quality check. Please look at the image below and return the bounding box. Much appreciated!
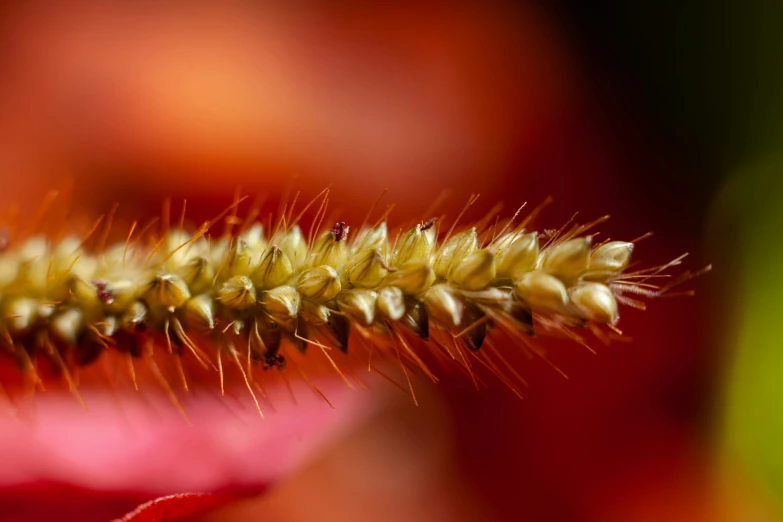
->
[0,189,709,417]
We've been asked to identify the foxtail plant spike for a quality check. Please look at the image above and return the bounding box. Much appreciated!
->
[0,190,709,415]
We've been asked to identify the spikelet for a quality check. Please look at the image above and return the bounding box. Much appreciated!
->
[0,190,708,417]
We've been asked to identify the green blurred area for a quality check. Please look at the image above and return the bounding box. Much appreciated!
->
[711,160,783,509]
[563,0,783,510]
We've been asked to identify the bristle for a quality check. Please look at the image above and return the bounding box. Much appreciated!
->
[0,190,706,416]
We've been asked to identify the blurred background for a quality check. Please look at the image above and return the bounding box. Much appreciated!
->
[0,1,780,520]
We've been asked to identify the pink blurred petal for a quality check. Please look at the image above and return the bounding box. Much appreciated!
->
[0,379,375,498]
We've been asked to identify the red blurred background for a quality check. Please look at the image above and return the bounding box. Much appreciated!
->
[0,1,723,520]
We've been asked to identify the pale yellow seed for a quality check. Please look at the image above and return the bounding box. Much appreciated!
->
[0,254,20,290]
[309,231,347,269]
[160,232,210,271]
[217,275,257,311]
[103,279,141,314]
[390,224,429,267]
[5,298,37,333]
[495,232,538,281]
[515,270,568,313]
[121,301,148,330]
[297,265,341,301]
[541,237,591,283]
[433,228,477,279]
[338,289,378,326]
[252,246,294,289]
[51,308,83,345]
[377,286,405,320]
[423,225,437,252]
[345,248,388,288]
[491,231,519,253]
[354,223,389,257]
[18,235,48,260]
[261,285,301,323]
[227,238,259,277]
[278,225,308,271]
[422,283,465,328]
[461,287,513,312]
[178,256,215,295]
[241,223,267,252]
[451,248,496,290]
[209,237,230,268]
[382,258,435,295]
[69,276,99,309]
[146,274,191,310]
[585,241,633,282]
[52,236,95,284]
[100,316,118,337]
[570,282,619,324]
[182,294,216,330]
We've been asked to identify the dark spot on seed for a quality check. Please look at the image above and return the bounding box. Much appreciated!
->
[329,221,349,241]
[420,217,438,231]
[92,280,114,304]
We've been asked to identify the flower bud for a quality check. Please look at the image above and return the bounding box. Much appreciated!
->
[376,286,405,320]
[345,249,387,288]
[338,289,378,326]
[515,270,568,313]
[252,246,294,289]
[422,284,465,328]
[451,249,495,290]
[261,285,300,323]
[382,259,435,295]
[570,283,619,324]
[390,225,429,267]
[542,237,591,283]
[279,225,308,270]
[217,275,257,311]
[586,241,633,281]
[297,265,341,301]
[495,232,538,281]
[182,294,216,330]
[51,308,83,345]
[433,228,477,279]
[145,273,191,310]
